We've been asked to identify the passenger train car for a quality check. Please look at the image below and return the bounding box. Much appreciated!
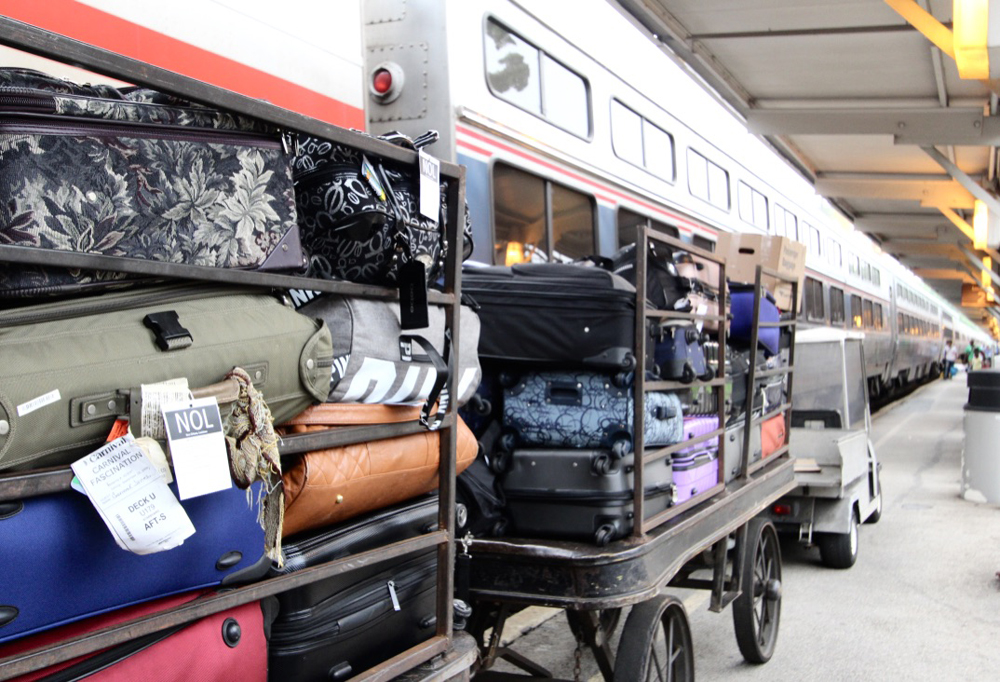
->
[363,0,992,394]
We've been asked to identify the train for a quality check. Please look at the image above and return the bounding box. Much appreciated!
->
[0,0,991,397]
[361,0,992,396]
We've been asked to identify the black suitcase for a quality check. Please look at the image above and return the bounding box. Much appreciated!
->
[268,497,439,681]
[500,449,675,545]
[463,263,638,371]
[0,68,303,299]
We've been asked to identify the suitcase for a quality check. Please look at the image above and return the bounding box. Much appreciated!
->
[652,322,714,383]
[672,449,720,503]
[677,415,720,455]
[292,291,482,408]
[268,551,438,681]
[723,420,762,483]
[463,263,638,371]
[0,284,332,472]
[0,591,272,682]
[500,449,676,545]
[728,347,773,424]
[761,414,787,458]
[277,403,477,537]
[0,482,268,644]
[674,251,723,332]
[0,68,303,299]
[500,371,683,454]
[730,285,781,356]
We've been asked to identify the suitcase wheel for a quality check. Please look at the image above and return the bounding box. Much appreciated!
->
[491,517,509,537]
[611,438,632,458]
[490,448,511,474]
[594,524,617,546]
[497,429,517,453]
[592,453,614,475]
[701,368,716,382]
[681,363,696,384]
[620,353,637,372]
[469,394,492,416]
[684,327,700,344]
[611,371,633,389]
[498,372,520,389]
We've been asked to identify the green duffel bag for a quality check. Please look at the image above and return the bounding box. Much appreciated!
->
[0,284,333,471]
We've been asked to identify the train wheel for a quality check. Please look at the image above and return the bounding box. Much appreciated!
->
[614,595,693,682]
[732,518,782,663]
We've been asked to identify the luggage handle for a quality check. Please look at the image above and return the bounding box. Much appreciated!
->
[544,380,583,406]
[399,332,451,431]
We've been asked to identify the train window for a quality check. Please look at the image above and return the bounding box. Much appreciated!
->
[687,149,729,210]
[692,234,716,252]
[485,19,590,138]
[644,121,675,181]
[806,223,821,256]
[804,277,825,321]
[862,299,873,328]
[830,287,845,325]
[872,268,881,287]
[492,163,594,264]
[616,208,679,249]
[874,303,884,330]
[774,204,798,241]
[898,313,905,333]
[610,100,675,181]
[851,294,863,328]
[737,181,769,230]
[862,262,872,282]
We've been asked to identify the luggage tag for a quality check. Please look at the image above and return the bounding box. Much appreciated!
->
[162,397,232,500]
[418,149,440,221]
[71,434,195,555]
[71,422,173,494]
[399,259,429,330]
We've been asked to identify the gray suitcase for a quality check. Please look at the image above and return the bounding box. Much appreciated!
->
[500,449,676,545]
[501,371,683,455]
[723,420,763,483]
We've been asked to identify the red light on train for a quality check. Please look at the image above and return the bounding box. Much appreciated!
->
[372,68,392,95]
[772,504,792,516]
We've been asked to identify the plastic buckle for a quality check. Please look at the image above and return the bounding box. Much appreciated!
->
[143,311,193,351]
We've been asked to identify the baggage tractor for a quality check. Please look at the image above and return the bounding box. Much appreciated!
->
[0,482,268,644]
[268,551,438,681]
[277,403,477,537]
[730,285,781,356]
[463,263,639,371]
[0,284,332,472]
[672,449,720,504]
[0,591,273,682]
[500,449,676,545]
[0,68,303,299]
[500,371,683,455]
[652,322,714,383]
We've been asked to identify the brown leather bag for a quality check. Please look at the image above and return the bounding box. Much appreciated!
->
[278,403,477,537]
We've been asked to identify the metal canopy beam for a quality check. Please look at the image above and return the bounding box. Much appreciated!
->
[746,109,1000,145]
[814,178,975,208]
[912,269,977,283]
[922,146,1000,217]
[961,246,1000,290]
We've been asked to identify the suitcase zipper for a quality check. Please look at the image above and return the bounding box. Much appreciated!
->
[0,112,284,149]
[0,89,57,113]
[0,283,255,327]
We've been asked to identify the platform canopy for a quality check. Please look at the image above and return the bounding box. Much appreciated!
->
[614,0,1000,334]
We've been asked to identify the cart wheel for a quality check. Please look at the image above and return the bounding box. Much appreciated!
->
[614,595,693,682]
[732,518,782,664]
[817,510,859,569]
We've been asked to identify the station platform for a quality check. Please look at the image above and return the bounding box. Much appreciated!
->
[489,376,1000,681]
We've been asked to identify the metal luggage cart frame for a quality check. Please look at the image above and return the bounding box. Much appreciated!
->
[465,227,799,680]
[0,16,470,682]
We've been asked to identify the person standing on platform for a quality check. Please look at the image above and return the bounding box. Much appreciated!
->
[971,348,984,372]
[944,340,958,380]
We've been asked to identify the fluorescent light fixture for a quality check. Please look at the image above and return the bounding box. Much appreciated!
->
[982,255,993,289]
[954,0,990,79]
[974,199,989,249]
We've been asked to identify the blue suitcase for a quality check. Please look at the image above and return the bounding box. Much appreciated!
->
[653,322,714,384]
[730,285,780,356]
[500,371,683,455]
[0,482,267,644]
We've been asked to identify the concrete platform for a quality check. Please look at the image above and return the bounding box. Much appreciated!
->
[486,377,1000,681]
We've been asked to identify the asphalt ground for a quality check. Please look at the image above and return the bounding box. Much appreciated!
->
[482,376,1000,681]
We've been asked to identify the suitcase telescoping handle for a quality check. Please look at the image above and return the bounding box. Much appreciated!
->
[544,380,583,406]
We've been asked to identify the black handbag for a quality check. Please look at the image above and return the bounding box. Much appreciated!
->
[292,130,469,288]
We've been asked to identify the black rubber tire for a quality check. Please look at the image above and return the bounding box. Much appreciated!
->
[489,448,511,475]
[732,518,782,664]
[818,510,859,569]
[594,524,617,547]
[614,595,694,682]
[621,353,638,372]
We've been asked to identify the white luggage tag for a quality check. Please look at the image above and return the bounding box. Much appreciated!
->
[162,397,232,500]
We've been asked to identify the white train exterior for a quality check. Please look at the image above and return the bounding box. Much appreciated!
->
[1,0,991,391]
[362,0,992,393]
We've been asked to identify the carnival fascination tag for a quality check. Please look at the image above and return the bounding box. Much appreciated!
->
[71,435,195,555]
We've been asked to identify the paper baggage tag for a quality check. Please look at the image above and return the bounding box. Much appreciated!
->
[695,303,708,332]
[141,378,191,440]
[418,149,440,221]
[162,397,232,500]
[71,435,195,555]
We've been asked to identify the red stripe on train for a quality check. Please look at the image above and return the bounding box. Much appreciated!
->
[0,0,366,129]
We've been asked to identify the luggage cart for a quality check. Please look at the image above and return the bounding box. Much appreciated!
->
[0,17,472,682]
[464,229,799,680]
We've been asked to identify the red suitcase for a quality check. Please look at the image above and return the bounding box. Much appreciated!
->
[0,591,271,681]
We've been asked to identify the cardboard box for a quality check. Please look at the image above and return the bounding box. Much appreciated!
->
[717,233,807,310]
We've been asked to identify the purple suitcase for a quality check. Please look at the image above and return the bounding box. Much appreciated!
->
[677,415,720,455]
[672,449,719,503]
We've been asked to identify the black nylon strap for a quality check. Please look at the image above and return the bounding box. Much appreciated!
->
[399,331,451,431]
